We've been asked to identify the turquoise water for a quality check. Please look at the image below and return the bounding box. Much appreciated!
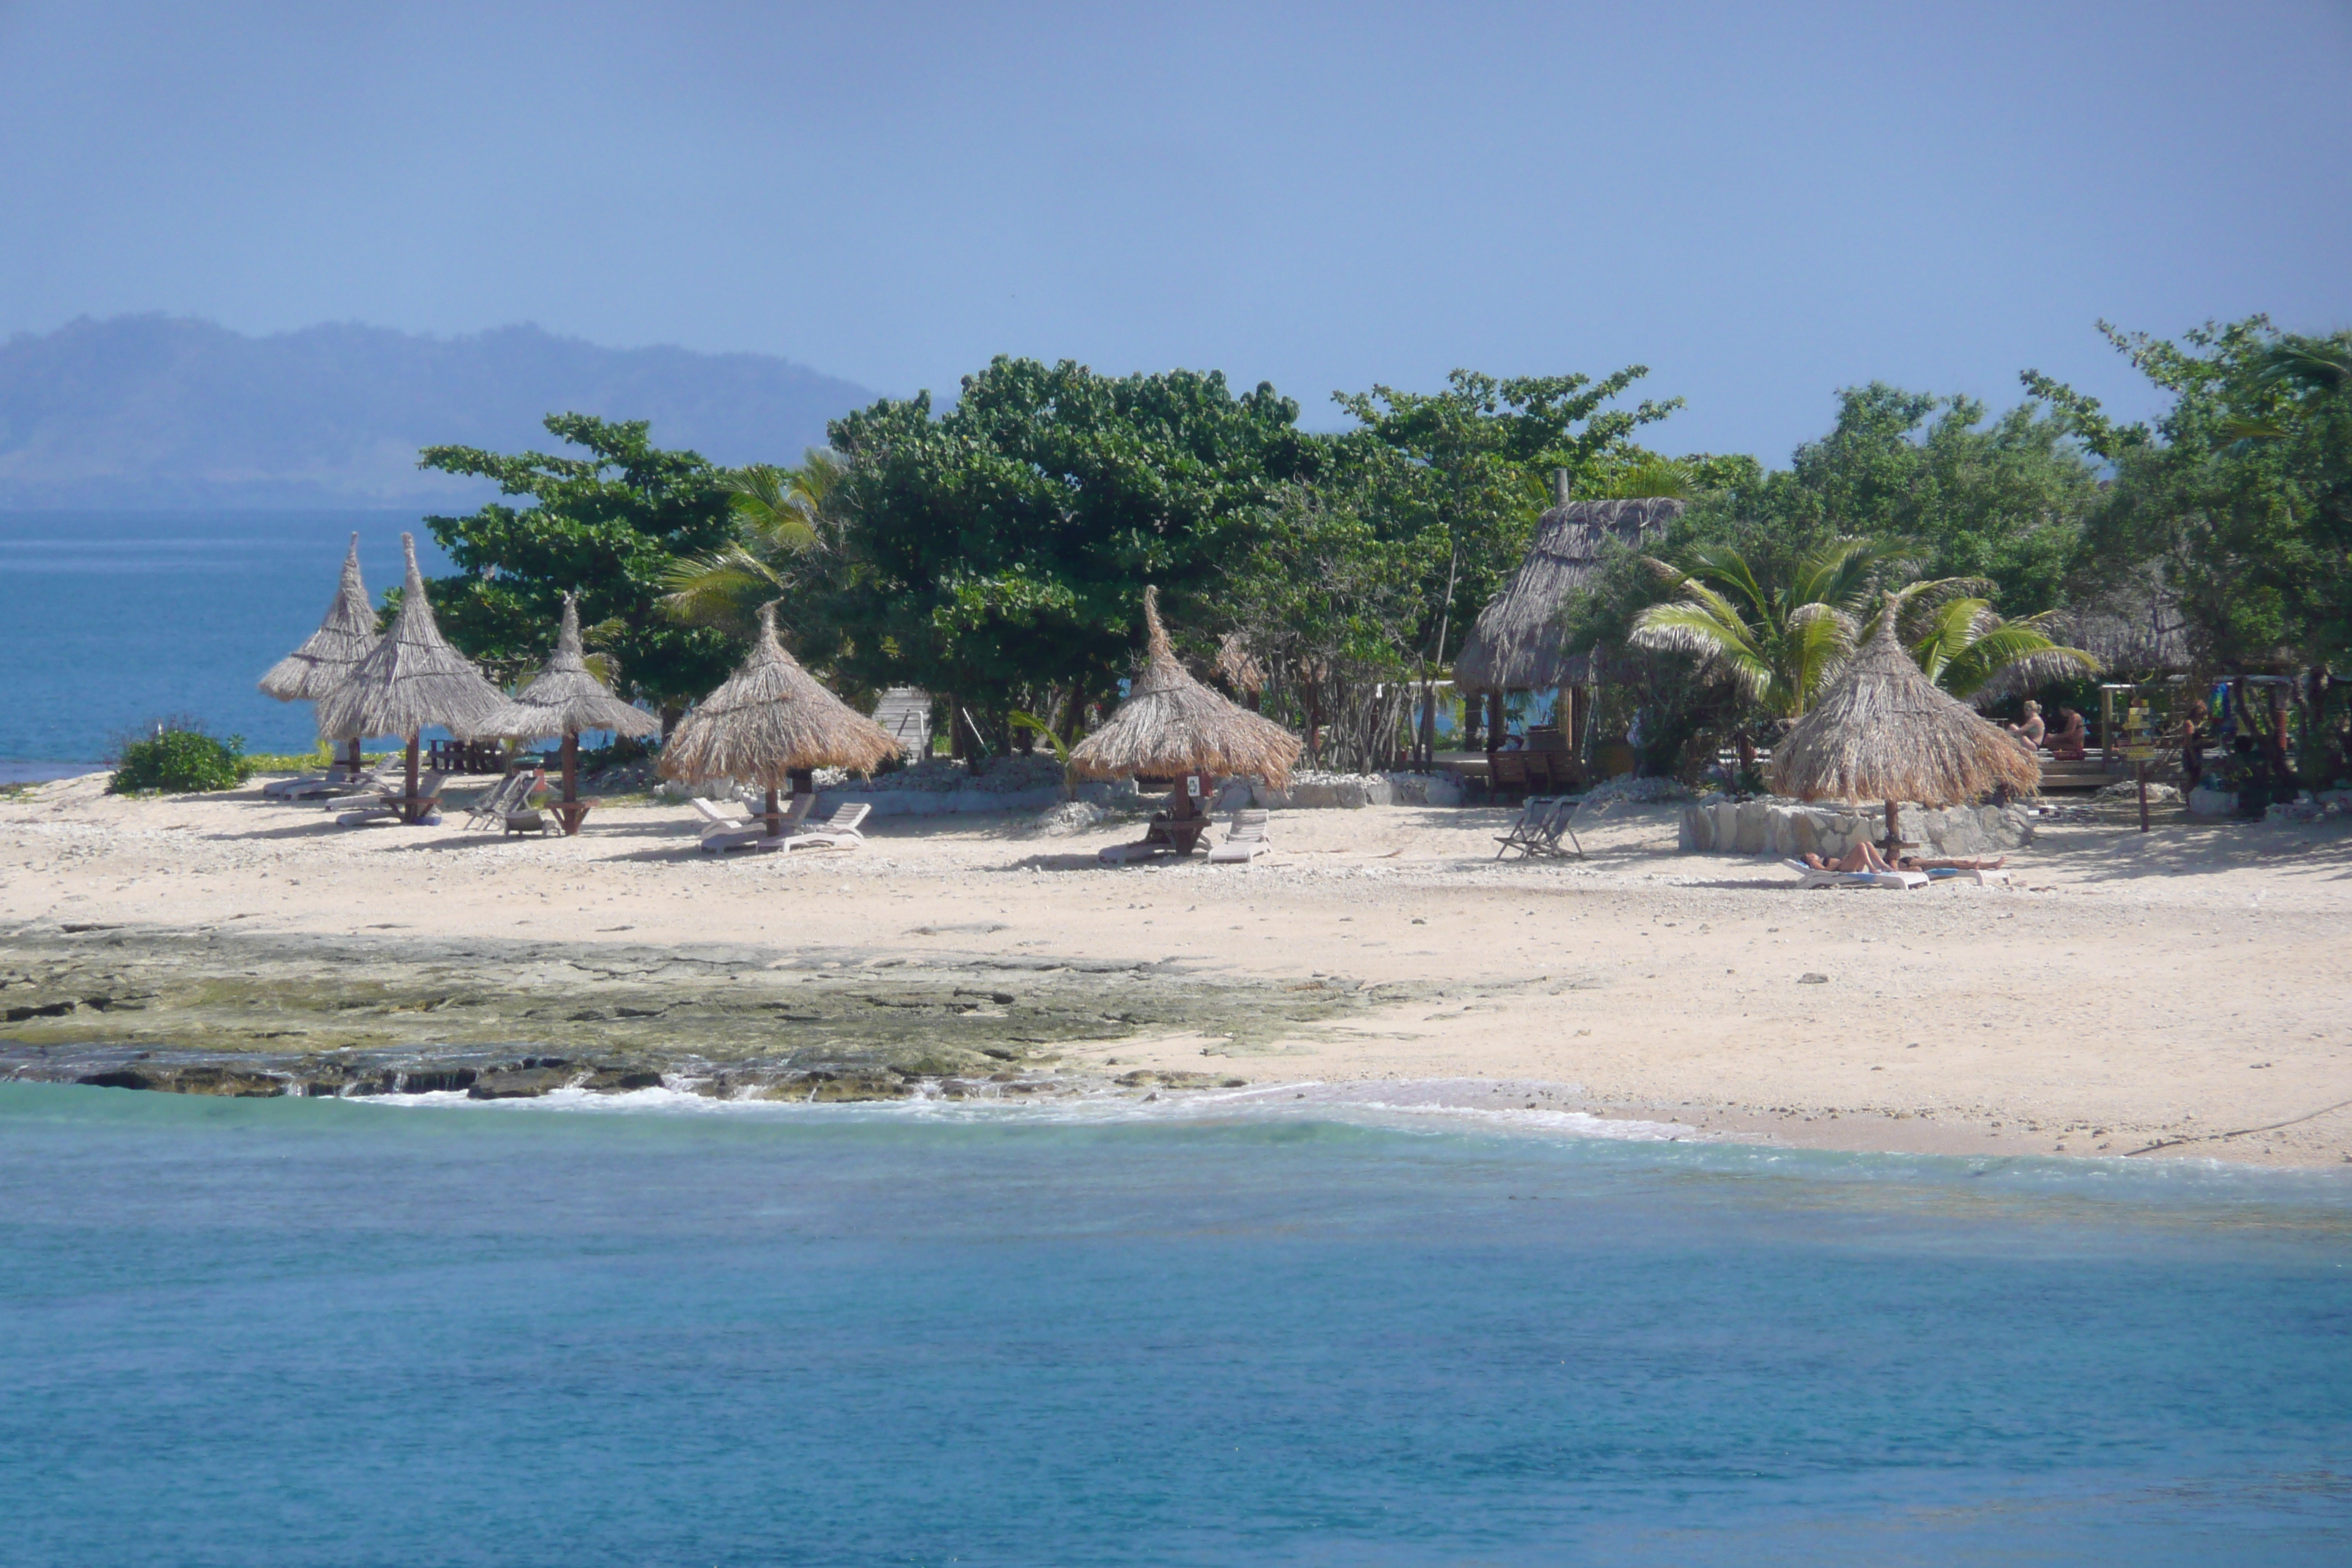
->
[2,1083,2347,1565]
[0,510,450,772]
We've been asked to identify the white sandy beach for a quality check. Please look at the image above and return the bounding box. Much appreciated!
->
[3,772,2348,1167]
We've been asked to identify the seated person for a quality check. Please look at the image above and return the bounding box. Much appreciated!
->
[2044,706,2088,760]
[2005,700,2046,749]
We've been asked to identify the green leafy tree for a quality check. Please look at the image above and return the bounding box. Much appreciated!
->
[2027,317,2352,670]
[1885,579,2100,699]
[658,451,845,641]
[1629,538,1899,717]
[417,415,741,727]
[1331,368,1680,664]
[823,357,1318,744]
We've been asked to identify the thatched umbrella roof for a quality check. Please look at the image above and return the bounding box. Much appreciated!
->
[1454,497,1683,693]
[259,533,379,701]
[1070,587,1303,788]
[312,534,505,742]
[464,595,660,742]
[1771,598,2041,808]
[657,602,897,788]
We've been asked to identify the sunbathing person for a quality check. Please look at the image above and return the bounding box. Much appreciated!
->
[1803,844,2007,873]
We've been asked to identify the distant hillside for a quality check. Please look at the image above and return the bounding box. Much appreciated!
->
[0,316,881,509]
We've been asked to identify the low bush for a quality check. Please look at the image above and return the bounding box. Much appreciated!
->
[110,723,254,794]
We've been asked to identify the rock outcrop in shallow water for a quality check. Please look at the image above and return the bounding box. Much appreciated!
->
[0,924,1415,1102]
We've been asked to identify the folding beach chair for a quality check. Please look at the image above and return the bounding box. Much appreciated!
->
[1495,796,1583,861]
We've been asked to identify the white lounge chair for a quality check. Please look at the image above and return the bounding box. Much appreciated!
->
[690,796,767,853]
[769,801,871,852]
[263,761,388,801]
[1782,857,1926,891]
[1207,809,1272,864]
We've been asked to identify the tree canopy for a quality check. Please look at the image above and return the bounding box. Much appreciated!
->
[416,414,741,723]
[822,357,1317,726]
[2027,317,2352,671]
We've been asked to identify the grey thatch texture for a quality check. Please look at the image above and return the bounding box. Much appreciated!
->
[2055,575,2193,674]
[464,595,660,742]
[1771,599,2042,808]
[1070,587,1304,788]
[312,534,505,742]
[657,602,897,788]
[1452,498,1685,692]
[258,533,379,701]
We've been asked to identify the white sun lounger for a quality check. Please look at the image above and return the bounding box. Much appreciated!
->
[1782,858,1927,891]
[767,801,871,852]
[1207,809,1272,864]
[692,795,769,853]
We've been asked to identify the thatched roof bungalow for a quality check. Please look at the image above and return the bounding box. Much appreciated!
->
[1452,486,1684,695]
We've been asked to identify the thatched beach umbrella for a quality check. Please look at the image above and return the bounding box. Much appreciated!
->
[313,534,506,821]
[1070,587,1303,790]
[257,532,380,774]
[1771,596,2041,850]
[465,594,660,833]
[657,602,897,834]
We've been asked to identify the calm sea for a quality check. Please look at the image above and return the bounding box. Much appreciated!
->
[0,510,452,777]
[3,1082,2346,1567]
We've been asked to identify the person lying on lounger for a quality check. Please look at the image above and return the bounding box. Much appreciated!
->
[1803,844,2007,874]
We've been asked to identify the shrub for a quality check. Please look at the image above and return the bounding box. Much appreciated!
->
[110,723,253,794]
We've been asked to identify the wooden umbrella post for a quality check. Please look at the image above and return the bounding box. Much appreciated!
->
[763,787,783,838]
[550,730,592,835]
[402,736,422,823]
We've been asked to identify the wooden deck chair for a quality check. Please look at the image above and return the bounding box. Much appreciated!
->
[770,800,872,852]
[1207,809,1273,863]
[465,769,541,831]
[1495,796,1583,860]
[1782,858,1927,891]
[1488,750,1530,803]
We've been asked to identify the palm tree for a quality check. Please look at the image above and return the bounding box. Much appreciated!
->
[1878,578,2101,700]
[1630,538,1898,717]
[660,452,844,637]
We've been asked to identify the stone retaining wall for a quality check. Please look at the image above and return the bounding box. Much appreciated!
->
[1678,796,2033,858]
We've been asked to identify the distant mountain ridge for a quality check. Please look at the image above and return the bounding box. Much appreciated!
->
[0,316,880,509]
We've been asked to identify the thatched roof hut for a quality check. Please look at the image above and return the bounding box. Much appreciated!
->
[657,602,897,790]
[2054,573,2193,675]
[1452,494,1684,693]
[313,534,505,745]
[1772,599,2041,830]
[466,595,660,745]
[1071,587,1303,788]
[259,533,378,702]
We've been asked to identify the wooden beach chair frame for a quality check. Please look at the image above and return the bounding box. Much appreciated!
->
[1495,796,1583,861]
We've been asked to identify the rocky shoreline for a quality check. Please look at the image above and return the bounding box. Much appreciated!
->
[0,921,1439,1104]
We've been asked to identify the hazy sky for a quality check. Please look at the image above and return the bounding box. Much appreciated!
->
[4,1,2348,459]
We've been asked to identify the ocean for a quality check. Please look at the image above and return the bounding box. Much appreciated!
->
[0,510,453,777]
[3,1082,2346,1566]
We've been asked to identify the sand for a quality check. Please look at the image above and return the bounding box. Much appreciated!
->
[3,772,2348,1167]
